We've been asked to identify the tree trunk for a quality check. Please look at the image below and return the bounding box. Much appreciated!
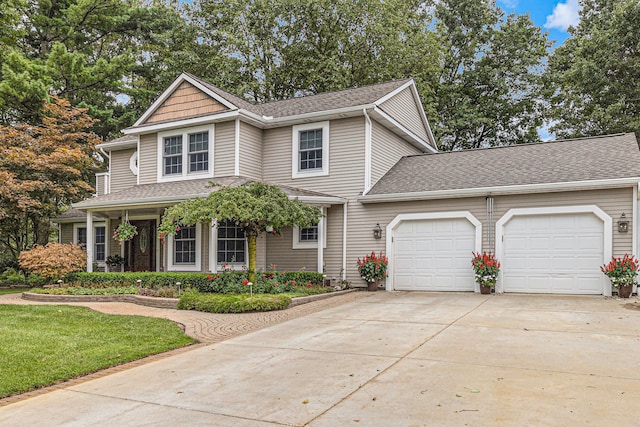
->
[34,217,51,246]
[248,234,257,283]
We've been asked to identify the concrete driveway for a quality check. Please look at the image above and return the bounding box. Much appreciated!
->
[1,292,640,426]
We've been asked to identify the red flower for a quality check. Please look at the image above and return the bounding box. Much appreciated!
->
[242,279,249,286]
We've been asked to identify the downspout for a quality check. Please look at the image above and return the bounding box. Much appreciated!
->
[633,183,639,293]
[363,109,372,195]
[342,201,348,281]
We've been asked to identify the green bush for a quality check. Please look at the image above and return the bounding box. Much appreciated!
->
[27,274,47,287]
[177,290,291,313]
[32,286,139,295]
[0,268,26,287]
[64,271,324,294]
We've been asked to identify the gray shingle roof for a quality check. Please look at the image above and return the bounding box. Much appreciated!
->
[367,133,640,196]
[73,176,340,209]
[185,73,411,118]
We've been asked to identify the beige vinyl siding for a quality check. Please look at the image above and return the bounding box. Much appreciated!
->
[256,234,267,271]
[264,204,343,275]
[266,227,317,271]
[139,133,157,185]
[202,225,210,272]
[60,224,73,244]
[263,117,365,197]
[345,188,634,283]
[239,121,263,179]
[371,120,422,185]
[144,81,227,125]
[110,149,137,193]
[378,87,430,143]
[214,121,235,177]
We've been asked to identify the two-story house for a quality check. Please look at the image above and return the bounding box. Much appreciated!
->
[58,72,640,296]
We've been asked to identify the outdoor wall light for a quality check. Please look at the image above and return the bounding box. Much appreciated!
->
[373,223,382,240]
[618,213,629,233]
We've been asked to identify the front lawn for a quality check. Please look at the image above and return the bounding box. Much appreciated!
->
[0,305,195,398]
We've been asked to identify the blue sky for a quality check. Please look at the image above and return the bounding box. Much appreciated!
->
[498,0,582,46]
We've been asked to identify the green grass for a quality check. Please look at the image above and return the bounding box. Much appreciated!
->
[0,305,196,398]
[0,288,30,295]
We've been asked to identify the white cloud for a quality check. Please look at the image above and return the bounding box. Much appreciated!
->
[544,0,582,31]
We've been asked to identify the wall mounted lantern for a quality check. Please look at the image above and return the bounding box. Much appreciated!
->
[373,223,382,240]
[618,213,629,233]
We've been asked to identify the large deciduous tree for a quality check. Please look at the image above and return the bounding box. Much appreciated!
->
[425,0,550,150]
[158,182,321,281]
[545,0,640,139]
[0,98,100,262]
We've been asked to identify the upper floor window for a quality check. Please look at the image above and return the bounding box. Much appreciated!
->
[292,121,329,179]
[157,125,214,182]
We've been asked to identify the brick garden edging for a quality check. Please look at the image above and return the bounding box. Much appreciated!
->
[21,289,358,309]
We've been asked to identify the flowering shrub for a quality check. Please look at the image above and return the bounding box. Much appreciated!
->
[601,254,639,288]
[113,222,137,243]
[18,243,86,280]
[471,252,501,287]
[357,251,388,283]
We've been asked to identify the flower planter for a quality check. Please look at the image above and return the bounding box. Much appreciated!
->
[367,280,378,292]
[480,285,492,295]
[618,284,633,298]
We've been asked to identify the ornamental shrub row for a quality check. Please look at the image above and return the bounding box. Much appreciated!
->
[177,290,291,313]
[64,271,325,294]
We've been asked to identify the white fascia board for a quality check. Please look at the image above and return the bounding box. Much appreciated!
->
[373,80,414,105]
[123,110,239,135]
[358,177,640,204]
[260,104,376,127]
[96,140,137,150]
[133,73,238,127]
[72,193,210,211]
[373,79,438,150]
[409,83,438,150]
[373,107,437,153]
[289,195,347,205]
[180,74,239,110]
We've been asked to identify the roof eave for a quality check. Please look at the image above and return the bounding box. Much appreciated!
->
[96,139,138,150]
[358,177,640,203]
[123,111,240,135]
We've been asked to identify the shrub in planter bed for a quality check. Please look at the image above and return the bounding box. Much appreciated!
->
[32,286,139,295]
[65,271,325,294]
[177,290,291,313]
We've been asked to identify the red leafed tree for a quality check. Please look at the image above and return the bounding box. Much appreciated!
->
[0,97,100,264]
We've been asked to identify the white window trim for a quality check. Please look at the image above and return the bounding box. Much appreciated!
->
[209,220,249,271]
[129,150,139,176]
[167,223,202,272]
[293,223,327,249]
[73,222,107,264]
[291,121,329,179]
[157,124,215,182]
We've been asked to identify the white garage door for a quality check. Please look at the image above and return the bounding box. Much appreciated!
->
[502,213,605,294]
[393,218,476,291]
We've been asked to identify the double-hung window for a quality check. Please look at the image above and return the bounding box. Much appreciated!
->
[292,121,329,178]
[167,224,202,271]
[158,125,214,182]
[74,224,106,262]
[217,221,246,265]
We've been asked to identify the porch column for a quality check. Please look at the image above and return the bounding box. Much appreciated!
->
[317,207,325,273]
[86,211,94,272]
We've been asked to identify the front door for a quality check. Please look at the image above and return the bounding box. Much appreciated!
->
[125,220,156,272]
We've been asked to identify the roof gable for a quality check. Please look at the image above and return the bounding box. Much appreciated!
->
[133,73,240,128]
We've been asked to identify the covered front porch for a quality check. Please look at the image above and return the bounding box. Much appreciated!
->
[68,177,347,278]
